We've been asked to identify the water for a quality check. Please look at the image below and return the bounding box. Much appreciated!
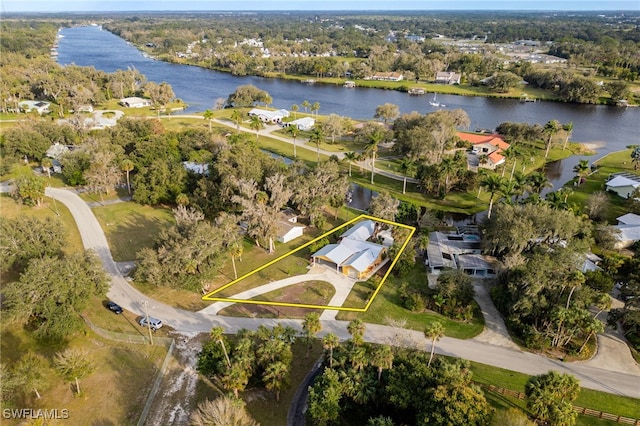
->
[57,25,640,210]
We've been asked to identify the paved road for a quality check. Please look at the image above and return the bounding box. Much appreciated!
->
[44,186,640,398]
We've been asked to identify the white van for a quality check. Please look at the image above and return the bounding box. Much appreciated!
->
[139,317,163,330]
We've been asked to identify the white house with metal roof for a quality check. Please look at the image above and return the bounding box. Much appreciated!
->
[606,175,640,199]
[311,219,387,279]
[285,117,315,131]
[248,108,290,124]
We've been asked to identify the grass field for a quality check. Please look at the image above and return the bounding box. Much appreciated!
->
[0,321,167,426]
[336,264,485,339]
[469,360,640,424]
[92,201,175,261]
[566,149,639,223]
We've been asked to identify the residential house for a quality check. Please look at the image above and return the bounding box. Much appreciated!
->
[119,97,152,108]
[248,108,289,124]
[18,100,51,114]
[613,225,640,249]
[435,71,462,85]
[425,228,497,277]
[606,175,640,199]
[457,132,510,169]
[276,208,305,243]
[311,219,387,279]
[182,161,209,176]
[285,117,315,131]
[617,213,640,226]
[368,72,404,82]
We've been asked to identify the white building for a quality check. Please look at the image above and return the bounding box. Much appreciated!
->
[606,175,640,199]
[119,97,152,108]
[286,117,315,131]
[248,108,289,124]
[18,100,50,114]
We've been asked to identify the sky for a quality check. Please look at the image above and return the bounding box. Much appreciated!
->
[2,0,639,12]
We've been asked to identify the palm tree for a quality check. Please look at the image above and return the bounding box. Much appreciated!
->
[203,109,214,132]
[40,157,53,178]
[562,122,573,150]
[503,145,523,180]
[286,125,299,158]
[121,158,134,194]
[210,326,231,368]
[302,99,311,113]
[364,131,384,184]
[230,109,244,131]
[322,333,340,368]
[439,156,457,194]
[370,345,394,381]
[291,104,299,119]
[527,171,553,195]
[511,171,529,202]
[263,361,290,402]
[12,353,48,400]
[481,174,504,219]
[302,312,322,358]
[54,349,94,395]
[190,397,258,426]
[543,119,560,159]
[545,191,567,210]
[311,101,320,117]
[344,151,357,177]
[424,321,445,367]
[499,179,518,205]
[309,127,324,162]
[347,319,366,347]
[397,158,415,194]
[249,115,264,142]
[572,159,590,184]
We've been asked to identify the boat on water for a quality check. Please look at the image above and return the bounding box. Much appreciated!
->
[429,93,444,107]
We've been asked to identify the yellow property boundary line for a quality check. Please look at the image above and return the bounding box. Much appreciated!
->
[202,214,416,312]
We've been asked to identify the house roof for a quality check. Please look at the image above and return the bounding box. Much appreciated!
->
[288,117,315,126]
[617,213,640,225]
[277,220,304,238]
[614,225,640,242]
[312,238,384,268]
[457,254,497,270]
[248,108,290,120]
[606,175,640,188]
[488,151,505,165]
[341,220,376,241]
[342,249,379,272]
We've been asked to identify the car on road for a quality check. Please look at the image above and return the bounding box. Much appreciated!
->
[106,301,123,314]
[138,317,163,331]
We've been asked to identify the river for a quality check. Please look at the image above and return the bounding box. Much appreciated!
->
[57,25,638,208]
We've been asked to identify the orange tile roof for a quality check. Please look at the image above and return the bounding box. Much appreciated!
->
[488,151,505,164]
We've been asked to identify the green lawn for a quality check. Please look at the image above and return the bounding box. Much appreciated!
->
[92,201,175,261]
[336,264,485,339]
[469,360,640,423]
[566,149,638,223]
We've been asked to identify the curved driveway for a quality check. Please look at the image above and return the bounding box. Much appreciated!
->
[45,187,640,398]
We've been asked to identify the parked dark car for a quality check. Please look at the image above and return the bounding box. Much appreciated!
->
[106,301,123,314]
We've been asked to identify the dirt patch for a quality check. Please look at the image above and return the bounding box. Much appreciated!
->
[143,332,207,426]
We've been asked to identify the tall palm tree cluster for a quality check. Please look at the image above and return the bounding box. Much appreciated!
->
[308,319,491,426]
[480,170,553,218]
[198,324,297,402]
